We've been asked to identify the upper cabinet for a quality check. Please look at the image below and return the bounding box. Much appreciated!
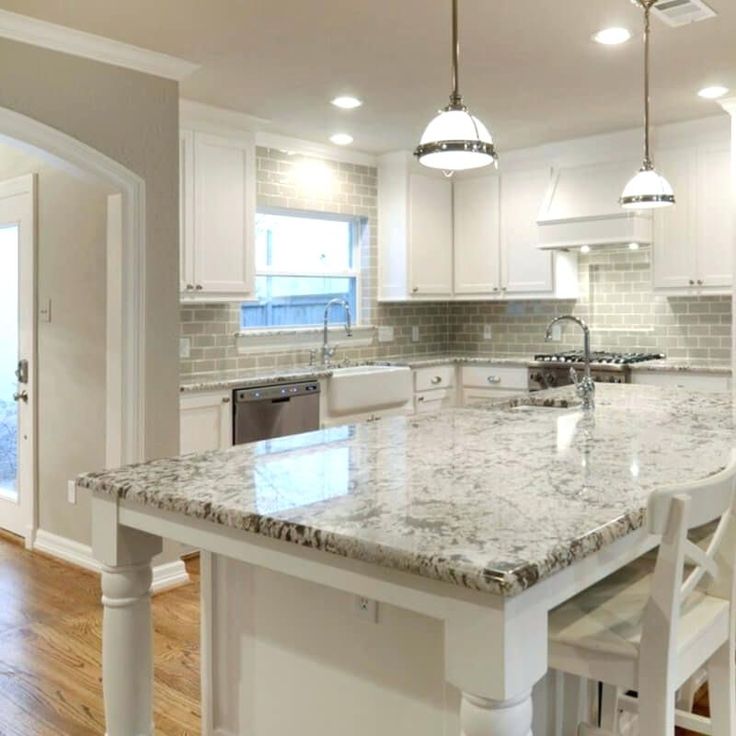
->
[652,143,732,294]
[500,167,555,295]
[380,153,576,302]
[378,153,453,300]
[180,128,256,302]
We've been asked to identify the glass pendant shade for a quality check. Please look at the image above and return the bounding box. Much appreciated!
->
[620,165,675,209]
[416,108,495,171]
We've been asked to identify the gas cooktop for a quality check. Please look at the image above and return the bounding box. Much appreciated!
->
[533,351,665,365]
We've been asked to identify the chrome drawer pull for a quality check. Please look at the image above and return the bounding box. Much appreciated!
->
[487,376,501,384]
[430,376,443,385]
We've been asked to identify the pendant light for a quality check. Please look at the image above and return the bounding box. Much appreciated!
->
[414,0,496,174]
[620,0,675,209]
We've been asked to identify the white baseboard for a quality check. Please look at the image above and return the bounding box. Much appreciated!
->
[32,528,190,594]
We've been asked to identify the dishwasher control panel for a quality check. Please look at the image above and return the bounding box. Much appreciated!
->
[234,381,320,403]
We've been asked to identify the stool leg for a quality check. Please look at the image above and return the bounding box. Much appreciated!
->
[707,641,736,736]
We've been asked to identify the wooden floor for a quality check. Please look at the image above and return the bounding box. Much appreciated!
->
[0,531,712,736]
[0,531,200,735]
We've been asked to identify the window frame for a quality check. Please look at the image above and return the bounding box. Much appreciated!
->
[244,207,363,330]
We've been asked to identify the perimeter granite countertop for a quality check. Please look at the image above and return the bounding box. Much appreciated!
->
[79,383,734,598]
[180,355,530,393]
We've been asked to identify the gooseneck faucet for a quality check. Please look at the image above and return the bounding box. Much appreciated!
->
[322,298,353,366]
[545,315,595,411]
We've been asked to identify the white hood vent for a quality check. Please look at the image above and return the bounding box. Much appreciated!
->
[536,161,653,251]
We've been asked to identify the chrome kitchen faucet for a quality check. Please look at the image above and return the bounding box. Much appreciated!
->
[321,298,353,366]
[544,315,595,411]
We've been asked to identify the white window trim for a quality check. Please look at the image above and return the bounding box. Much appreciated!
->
[245,207,364,331]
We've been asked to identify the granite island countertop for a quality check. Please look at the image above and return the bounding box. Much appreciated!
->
[79,383,735,597]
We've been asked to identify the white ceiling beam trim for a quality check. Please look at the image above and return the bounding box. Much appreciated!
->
[0,9,199,81]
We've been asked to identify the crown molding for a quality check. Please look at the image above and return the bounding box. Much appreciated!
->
[180,99,268,136]
[0,9,198,81]
[255,131,377,167]
[717,96,736,116]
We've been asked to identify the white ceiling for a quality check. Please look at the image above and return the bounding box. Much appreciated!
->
[1,0,734,153]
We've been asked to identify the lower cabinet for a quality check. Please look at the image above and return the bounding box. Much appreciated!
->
[413,366,457,413]
[630,370,731,393]
[460,364,529,406]
[180,391,233,454]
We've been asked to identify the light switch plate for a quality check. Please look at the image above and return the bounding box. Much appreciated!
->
[550,324,562,342]
[411,326,420,343]
[39,299,52,323]
[483,324,493,340]
[354,596,379,623]
[67,480,76,505]
[378,326,394,343]
[179,337,191,359]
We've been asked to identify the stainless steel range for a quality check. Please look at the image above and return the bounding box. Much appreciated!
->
[528,351,665,391]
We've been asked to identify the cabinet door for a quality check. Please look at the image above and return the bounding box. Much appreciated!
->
[180,392,232,454]
[500,168,553,294]
[652,148,697,290]
[696,147,733,289]
[193,132,255,297]
[454,176,501,296]
[408,174,453,296]
[179,129,195,293]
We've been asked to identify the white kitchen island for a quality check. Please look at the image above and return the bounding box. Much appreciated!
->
[79,384,735,736]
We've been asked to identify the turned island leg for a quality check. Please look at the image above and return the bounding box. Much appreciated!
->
[92,495,162,736]
[460,691,534,736]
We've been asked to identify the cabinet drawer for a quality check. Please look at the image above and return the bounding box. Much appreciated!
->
[461,365,528,390]
[462,387,524,407]
[415,388,453,414]
[414,365,455,392]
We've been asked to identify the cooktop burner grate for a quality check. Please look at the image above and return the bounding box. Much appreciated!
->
[533,351,665,365]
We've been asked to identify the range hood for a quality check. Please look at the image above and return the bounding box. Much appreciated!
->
[536,161,653,250]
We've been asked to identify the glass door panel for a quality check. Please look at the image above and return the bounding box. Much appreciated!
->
[0,225,18,501]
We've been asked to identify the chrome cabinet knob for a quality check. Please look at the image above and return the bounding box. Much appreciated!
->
[697,279,703,286]
[412,287,419,293]
[689,279,695,286]
[13,390,28,403]
[430,376,442,385]
[195,284,203,291]
[487,376,501,384]
[222,396,230,404]
[186,283,194,291]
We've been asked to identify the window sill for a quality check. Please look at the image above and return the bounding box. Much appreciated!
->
[236,325,376,354]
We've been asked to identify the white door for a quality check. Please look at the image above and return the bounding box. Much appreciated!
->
[0,175,35,542]
[408,173,453,297]
[500,167,553,294]
[193,131,255,297]
[454,175,501,296]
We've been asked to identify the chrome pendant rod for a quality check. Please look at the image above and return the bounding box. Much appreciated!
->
[639,0,658,169]
[450,0,462,107]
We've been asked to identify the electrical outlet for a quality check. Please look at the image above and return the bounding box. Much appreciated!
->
[179,337,191,359]
[354,595,379,623]
[378,326,394,343]
[67,480,76,505]
[411,326,420,343]
[550,324,562,342]
[39,299,52,323]
[483,324,493,340]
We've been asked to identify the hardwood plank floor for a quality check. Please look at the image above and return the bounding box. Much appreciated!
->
[0,531,712,735]
[0,531,200,735]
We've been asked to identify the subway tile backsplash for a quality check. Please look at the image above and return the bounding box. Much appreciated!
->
[181,149,731,380]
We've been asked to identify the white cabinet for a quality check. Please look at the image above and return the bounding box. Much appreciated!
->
[500,167,555,295]
[413,365,457,413]
[460,364,529,406]
[453,176,501,295]
[378,153,453,300]
[180,391,233,454]
[180,128,255,301]
[652,145,732,294]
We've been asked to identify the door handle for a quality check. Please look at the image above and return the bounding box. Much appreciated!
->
[13,390,28,403]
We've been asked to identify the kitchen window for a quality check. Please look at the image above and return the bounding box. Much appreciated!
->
[241,209,362,329]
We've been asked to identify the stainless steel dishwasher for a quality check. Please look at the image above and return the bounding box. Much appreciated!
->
[233,381,321,444]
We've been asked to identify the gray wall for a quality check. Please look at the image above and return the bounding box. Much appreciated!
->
[0,40,180,550]
[0,145,109,545]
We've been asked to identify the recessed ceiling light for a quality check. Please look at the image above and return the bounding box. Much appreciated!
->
[331,96,363,109]
[593,27,632,46]
[698,85,729,100]
[330,133,354,146]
